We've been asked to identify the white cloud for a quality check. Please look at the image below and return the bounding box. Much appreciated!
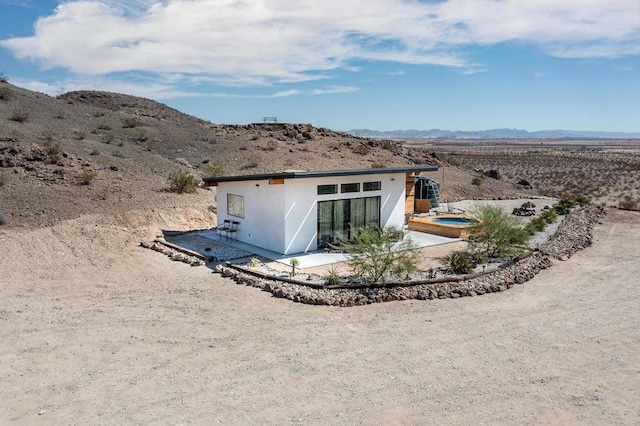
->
[1,0,638,86]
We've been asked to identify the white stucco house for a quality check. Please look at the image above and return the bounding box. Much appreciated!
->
[202,166,438,255]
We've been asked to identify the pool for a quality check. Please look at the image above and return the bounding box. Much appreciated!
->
[408,215,475,238]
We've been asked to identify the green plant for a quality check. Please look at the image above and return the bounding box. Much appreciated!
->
[249,257,261,268]
[0,86,14,101]
[0,173,7,187]
[540,209,557,224]
[103,132,115,144]
[371,163,386,169]
[325,265,341,286]
[77,169,97,185]
[290,258,300,276]
[471,176,483,186]
[445,252,473,274]
[525,217,548,236]
[167,169,199,193]
[342,225,419,284]
[10,107,31,122]
[467,203,530,259]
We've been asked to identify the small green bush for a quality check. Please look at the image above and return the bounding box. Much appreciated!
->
[472,176,483,186]
[325,265,340,286]
[541,209,557,224]
[167,169,199,193]
[0,172,7,187]
[446,252,473,274]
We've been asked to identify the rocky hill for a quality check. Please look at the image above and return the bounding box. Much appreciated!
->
[0,81,528,228]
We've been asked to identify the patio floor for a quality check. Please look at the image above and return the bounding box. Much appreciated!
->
[192,229,459,269]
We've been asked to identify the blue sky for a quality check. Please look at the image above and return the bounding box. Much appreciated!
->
[1,0,639,132]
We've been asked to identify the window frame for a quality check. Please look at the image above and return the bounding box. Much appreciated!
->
[340,182,360,193]
[317,184,338,195]
[227,193,245,218]
[363,181,381,192]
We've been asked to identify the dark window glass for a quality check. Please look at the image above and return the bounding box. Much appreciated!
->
[340,183,360,193]
[317,184,338,195]
[363,181,381,191]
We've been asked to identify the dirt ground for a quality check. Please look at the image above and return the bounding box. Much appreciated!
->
[1,208,639,425]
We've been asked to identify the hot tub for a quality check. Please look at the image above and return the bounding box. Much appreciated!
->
[408,215,476,238]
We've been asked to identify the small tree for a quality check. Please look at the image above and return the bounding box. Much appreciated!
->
[467,203,529,259]
[342,225,419,284]
[289,258,300,276]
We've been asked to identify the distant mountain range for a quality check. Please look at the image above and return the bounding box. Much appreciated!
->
[347,128,640,140]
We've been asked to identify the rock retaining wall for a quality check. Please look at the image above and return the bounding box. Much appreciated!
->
[215,205,606,306]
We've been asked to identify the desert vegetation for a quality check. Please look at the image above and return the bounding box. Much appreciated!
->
[167,169,199,193]
[421,142,640,210]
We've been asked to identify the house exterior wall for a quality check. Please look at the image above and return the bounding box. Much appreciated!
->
[216,171,408,255]
[216,179,286,253]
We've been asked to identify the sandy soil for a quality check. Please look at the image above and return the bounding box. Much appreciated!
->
[1,209,639,425]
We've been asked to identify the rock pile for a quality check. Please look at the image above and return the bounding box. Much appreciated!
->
[140,240,206,266]
[216,204,606,306]
[539,204,606,260]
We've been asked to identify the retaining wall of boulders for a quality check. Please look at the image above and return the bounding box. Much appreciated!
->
[140,239,207,266]
[215,204,606,306]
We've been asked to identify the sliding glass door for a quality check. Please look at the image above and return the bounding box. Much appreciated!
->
[317,196,381,247]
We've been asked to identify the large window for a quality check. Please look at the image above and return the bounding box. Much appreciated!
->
[227,194,244,218]
[341,183,360,193]
[317,196,380,247]
[317,184,338,195]
[363,181,381,191]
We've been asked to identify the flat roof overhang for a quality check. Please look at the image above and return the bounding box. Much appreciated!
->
[202,165,438,187]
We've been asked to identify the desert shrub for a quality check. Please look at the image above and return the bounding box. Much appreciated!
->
[371,163,386,169]
[73,130,86,140]
[381,140,395,150]
[241,154,260,170]
[0,73,8,83]
[90,149,100,156]
[249,257,261,267]
[121,116,140,128]
[471,176,483,186]
[10,107,31,122]
[202,162,226,176]
[251,135,259,141]
[97,123,112,130]
[167,169,199,193]
[77,169,97,185]
[0,172,7,187]
[445,252,473,274]
[133,128,148,142]
[342,225,419,284]
[0,212,7,225]
[93,110,106,117]
[264,140,278,151]
[175,157,190,167]
[0,86,14,101]
[467,203,530,259]
[353,145,370,155]
[112,151,125,158]
[103,132,115,144]
[619,195,638,210]
[44,141,62,164]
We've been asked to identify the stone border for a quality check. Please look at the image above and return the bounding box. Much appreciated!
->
[214,204,606,306]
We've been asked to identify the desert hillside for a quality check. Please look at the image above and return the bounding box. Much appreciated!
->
[0,81,528,228]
